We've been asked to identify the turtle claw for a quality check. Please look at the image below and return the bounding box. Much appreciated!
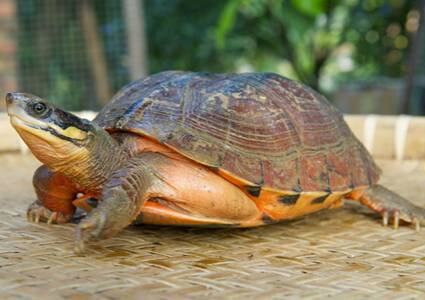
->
[382,211,389,227]
[73,186,138,254]
[354,185,425,232]
[413,218,421,232]
[27,200,72,224]
[393,211,399,230]
[47,212,61,225]
[378,208,423,231]
[74,211,107,255]
[380,210,401,229]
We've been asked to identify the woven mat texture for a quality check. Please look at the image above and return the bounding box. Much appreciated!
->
[1,154,425,299]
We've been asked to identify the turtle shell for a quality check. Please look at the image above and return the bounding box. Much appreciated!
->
[95,71,381,193]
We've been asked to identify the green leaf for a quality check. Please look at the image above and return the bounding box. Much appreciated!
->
[290,0,328,17]
[215,0,246,49]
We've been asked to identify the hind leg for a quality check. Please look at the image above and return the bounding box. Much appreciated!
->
[348,184,425,230]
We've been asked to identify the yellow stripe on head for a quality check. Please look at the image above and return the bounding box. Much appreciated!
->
[60,125,88,140]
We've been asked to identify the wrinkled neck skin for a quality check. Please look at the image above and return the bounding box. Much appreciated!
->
[49,127,128,193]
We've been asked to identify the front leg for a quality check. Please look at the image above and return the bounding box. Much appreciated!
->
[74,152,162,254]
[29,165,78,224]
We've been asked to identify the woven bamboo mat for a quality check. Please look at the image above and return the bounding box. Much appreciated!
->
[1,154,425,299]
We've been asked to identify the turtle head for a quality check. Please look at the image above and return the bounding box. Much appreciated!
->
[5,92,98,167]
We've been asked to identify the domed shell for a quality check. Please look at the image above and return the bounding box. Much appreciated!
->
[95,71,381,193]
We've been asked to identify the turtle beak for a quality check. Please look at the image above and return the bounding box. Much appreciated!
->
[5,92,32,117]
[5,92,14,105]
[5,92,52,130]
[5,92,17,113]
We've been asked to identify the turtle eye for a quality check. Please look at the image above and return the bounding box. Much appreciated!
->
[33,102,46,113]
[30,102,50,118]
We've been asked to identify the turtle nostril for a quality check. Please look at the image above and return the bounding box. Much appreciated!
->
[5,93,14,105]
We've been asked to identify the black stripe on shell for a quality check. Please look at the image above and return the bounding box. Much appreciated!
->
[311,193,330,204]
[246,185,262,197]
[278,194,300,205]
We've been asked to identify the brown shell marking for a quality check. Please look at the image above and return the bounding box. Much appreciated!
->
[95,71,381,193]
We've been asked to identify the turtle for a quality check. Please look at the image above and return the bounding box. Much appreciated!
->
[5,71,425,254]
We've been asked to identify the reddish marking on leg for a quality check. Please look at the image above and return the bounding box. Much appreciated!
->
[358,195,386,213]
[346,189,365,201]
[347,188,386,213]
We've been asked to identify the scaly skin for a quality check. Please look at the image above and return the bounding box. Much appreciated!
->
[51,126,127,192]
[75,154,155,253]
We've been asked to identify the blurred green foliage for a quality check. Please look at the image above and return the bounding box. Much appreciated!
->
[17,0,417,109]
[147,0,413,92]
[144,0,231,72]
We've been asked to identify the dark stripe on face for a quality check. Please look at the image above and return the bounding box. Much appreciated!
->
[278,194,299,205]
[54,108,92,131]
[246,185,261,197]
[311,193,330,204]
[44,127,83,146]
[18,121,80,145]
